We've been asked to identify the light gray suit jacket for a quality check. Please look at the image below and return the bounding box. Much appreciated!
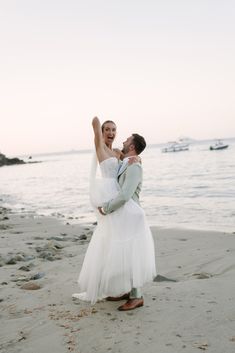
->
[102,161,143,214]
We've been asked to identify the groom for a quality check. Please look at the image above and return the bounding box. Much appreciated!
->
[98,133,147,311]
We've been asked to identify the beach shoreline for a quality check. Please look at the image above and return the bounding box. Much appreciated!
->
[0,208,235,353]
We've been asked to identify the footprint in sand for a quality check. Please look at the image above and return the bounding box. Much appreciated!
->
[192,272,213,279]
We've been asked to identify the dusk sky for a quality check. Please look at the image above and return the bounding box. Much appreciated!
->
[1,0,235,155]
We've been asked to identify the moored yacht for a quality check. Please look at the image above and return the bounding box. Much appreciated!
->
[161,140,189,153]
[209,140,229,150]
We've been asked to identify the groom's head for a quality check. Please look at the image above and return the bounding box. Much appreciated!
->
[122,134,146,156]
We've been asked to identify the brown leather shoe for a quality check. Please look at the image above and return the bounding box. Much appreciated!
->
[106,293,130,301]
[118,298,144,311]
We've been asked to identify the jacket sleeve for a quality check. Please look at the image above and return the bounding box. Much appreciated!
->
[102,163,142,214]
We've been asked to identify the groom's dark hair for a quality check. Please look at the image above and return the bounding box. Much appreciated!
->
[132,134,146,155]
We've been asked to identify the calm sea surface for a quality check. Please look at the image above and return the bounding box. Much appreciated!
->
[1,140,235,232]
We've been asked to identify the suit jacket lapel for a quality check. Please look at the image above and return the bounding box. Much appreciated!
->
[117,159,129,177]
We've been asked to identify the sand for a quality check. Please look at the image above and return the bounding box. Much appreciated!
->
[0,207,235,353]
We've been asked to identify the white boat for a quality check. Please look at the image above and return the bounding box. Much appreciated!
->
[162,141,189,153]
[209,140,229,150]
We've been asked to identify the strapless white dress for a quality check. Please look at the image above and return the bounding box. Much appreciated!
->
[73,157,156,303]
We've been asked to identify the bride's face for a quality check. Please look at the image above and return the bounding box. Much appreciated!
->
[102,122,117,145]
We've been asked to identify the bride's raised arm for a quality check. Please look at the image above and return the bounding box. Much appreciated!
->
[92,117,108,162]
[92,117,103,151]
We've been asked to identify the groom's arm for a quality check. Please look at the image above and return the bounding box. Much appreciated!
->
[101,164,142,214]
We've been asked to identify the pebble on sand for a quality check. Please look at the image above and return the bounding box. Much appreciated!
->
[20,282,41,290]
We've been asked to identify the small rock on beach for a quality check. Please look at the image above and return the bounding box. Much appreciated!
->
[20,282,41,290]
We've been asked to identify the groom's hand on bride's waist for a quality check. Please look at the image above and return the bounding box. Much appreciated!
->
[98,207,106,216]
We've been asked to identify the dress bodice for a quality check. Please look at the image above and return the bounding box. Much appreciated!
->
[99,157,119,178]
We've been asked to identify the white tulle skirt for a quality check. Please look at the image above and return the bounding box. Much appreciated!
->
[75,177,156,304]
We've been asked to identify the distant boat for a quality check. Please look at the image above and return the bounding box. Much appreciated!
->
[162,140,189,153]
[209,140,229,150]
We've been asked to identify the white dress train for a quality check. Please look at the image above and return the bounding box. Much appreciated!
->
[73,157,156,304]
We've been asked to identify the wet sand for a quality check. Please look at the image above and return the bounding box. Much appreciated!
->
[0,208,235,353]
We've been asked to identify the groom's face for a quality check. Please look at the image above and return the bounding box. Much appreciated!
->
[122,136,134,154]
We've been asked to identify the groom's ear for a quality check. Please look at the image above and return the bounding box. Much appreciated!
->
[129,143,135,151]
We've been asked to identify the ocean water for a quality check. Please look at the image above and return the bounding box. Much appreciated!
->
[0,139,235,232]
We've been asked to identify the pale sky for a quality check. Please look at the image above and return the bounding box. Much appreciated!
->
[1,0,235,155]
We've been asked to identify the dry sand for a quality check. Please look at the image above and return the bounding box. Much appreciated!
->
[0,207,235,353]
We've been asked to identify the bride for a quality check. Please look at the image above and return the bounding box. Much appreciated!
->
[73,117,156,304]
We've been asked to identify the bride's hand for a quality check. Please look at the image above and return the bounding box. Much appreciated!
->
[128,156,141,164]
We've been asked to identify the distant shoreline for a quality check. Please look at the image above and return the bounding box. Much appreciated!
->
[12,136,235,159]
[0,152,42,168]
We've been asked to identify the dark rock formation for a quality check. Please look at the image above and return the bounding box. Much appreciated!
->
[153,274,178,282]
[0,153,25,167]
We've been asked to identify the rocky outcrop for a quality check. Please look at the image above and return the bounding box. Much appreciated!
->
[0,153,25,167]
